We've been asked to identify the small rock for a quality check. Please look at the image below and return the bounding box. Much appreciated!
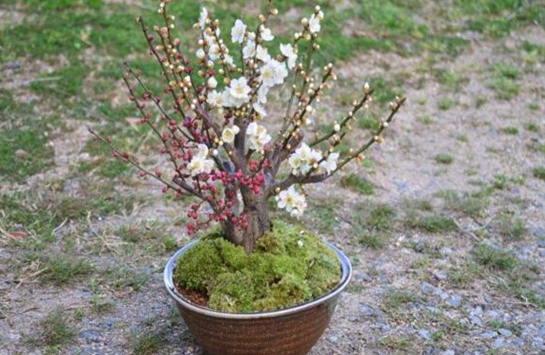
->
[535,227,545,238]
[420,282,435,294]
[538,325,545,337]
[447,296,462,308]
[354,272,372,282]
[539,250,545,257]
[6,62,21,70]
[441,350,455,355]
[414,241,426,253]
[79,330,102,342]
[440,247,454,257]
[359,303,375,316]
[432,271,448,281]
[328,335,339,343]
[15,149,28,159]
[498,328,512,337]
[470,315,482,327]
[492,337,505,348]
[532,337,543,348]
[418,329,431,340]
[486,310,500,319]
[510,337,524,347]
[479,331,497,339]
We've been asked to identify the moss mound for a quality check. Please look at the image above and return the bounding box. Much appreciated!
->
[173,220,342,313]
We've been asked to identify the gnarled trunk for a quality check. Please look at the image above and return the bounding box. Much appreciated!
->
[221,190,270,253]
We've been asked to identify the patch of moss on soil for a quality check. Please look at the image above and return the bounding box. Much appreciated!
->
[174,220,342,313]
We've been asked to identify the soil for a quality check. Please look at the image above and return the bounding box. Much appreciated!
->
[1,3,544,355]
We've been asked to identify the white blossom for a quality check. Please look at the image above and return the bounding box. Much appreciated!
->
[260,25,274,41]
[226,77,251,107]
[288,143,323,176]
[188,144,215,176]
[256,45,271,62]
[198,7,208,29]
[253,102,267,118]
[246,122,271,151]
[260,59,288,87]
[280,43,298,69]
[207,90,227,107]
[276,186,307,218]
[209,44,221,61]
[320,152,339,174]
[196,48,205,59]
[221,125,240,144]
[242,40,256,59]
[308,11,324,33]
[231,19,246,44]
[257,85,269,104]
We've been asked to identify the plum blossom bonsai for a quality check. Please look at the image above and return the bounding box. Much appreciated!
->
[89,0,405,254]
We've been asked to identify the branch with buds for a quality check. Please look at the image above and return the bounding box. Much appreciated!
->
[89,1,405,252]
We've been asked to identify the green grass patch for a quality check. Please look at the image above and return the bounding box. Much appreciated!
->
[438,97,454,110]
[434,154,454,165]
[533,167,545,180]
[474,244,517,271]
[486,63,522,100]
[30,63,89,100]
[501,126,519,135]
[436,189,489,217]
[340,174,375,195]
[21,252,94,285]
[407,214,457,233]
[0,127,55,182]
[35,308,76,349]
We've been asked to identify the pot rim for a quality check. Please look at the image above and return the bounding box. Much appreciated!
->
[164,239,352,320]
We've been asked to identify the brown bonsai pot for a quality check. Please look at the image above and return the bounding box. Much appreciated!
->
[164,240,352,355]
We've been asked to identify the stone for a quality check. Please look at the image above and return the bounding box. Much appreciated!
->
[414,241,426,253]
[447,295,462,308]
[418,329,431,340]
[492,337,505,349]
[79,330,102,343]
[432,271,448,281]
[354,272,372,282]
[498,328,512,337]
[479,331,497,339]
[440,350,455,355]
[421,282,435,294]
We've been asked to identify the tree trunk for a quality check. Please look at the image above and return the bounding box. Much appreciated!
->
[221,191,270,253]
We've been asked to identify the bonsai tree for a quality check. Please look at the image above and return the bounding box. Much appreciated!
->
[89,0,405,254]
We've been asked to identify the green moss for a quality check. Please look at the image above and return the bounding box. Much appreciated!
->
[174,220,341,313]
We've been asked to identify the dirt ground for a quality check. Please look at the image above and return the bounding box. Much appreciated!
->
[1,1,544,355]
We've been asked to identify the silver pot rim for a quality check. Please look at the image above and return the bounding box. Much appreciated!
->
[164,239,352,320]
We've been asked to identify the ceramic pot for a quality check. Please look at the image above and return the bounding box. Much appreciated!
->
[164,240,352,355]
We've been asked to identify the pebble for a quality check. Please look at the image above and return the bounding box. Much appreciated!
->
[447,296,462,308]
[79,330,102,342]
[414,241,426,253]
[359,303,376,316]
[492,337,505,348]
[441,350,455,355]
[328,335,339,343]
[418,329,431,340]
[537,240,545,248]
[6,62,21,70]
[479,331,497,339]
[539,250,545,257]
[498,328,512,337]
[532,337,544,348]
[538,325,545,337]
[432,270,448,281]
[470,315,483,327]
[421,282,436,294]
[510,337,524,347]
[354,272,372,282]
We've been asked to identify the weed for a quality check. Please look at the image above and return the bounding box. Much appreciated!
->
[21,253,94,285]
[486,63,522,100]
[448,262,484,288]
[407,214,457,233]
[378,335,413,351]
[434,154,454,165]
[105,267,151,291]
[436,189,489,217]
[382,290,417,311]
[36,308,76,348]
[358,233,386,249]
[133,333,164,355]
[340,174,375,195]
[438,97,454,110]
[501,126,519,135]
[525,122,540,133]
[474,244,517,271]
[533,167,545,180]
